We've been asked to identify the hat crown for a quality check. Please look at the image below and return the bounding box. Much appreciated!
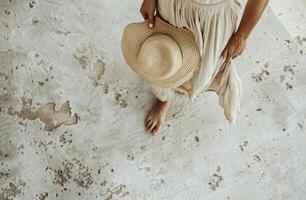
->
[121,16,200,88]
[137,34,182,79]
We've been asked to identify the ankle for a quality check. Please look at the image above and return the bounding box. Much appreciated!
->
[157,99,170,105]
[159,99,172,110]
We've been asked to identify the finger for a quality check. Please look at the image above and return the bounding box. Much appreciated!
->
[233,49,242,59]
[232,50,239,59]
[140,3,148,19]
[223,49,230,62]
[233,46,243,59]
[141,11,148,20]
[234,43,243,55]
[220,48,227,59]
[225,51,232,63]
[147,14,155,28]
[239,43,246,56]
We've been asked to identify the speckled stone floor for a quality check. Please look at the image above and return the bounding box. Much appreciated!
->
[0,0,306,199]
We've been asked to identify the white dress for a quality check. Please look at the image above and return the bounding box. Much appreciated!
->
[151,0,245,123]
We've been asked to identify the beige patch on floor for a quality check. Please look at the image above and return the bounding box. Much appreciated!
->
[10,97,78,131]
[73,43,106,85]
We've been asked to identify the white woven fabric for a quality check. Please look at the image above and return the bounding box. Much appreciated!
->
[151,0,245,123]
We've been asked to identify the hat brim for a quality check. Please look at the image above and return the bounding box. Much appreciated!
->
[121,17,200,89]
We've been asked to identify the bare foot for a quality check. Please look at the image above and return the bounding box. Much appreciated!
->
[145,98,172,135]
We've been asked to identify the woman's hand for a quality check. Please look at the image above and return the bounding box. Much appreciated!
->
[140,0,157,28]
[220,0,269,63]
[220,32,247,63]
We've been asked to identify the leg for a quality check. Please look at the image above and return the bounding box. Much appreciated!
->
[145,85,175,135]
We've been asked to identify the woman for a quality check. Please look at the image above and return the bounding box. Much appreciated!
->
[141,0,269,134]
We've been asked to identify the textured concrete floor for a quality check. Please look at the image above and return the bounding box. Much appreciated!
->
[270,0,306,38]
[1,0,306,199]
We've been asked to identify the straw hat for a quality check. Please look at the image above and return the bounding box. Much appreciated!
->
[121,17,200,89]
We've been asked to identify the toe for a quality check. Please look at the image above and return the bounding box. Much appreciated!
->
[149,121,156,133]
[145,119,153,130]
[148,119,154,127]
[146,115,152,122]
[153,121,161,134]
[145,119,152,131]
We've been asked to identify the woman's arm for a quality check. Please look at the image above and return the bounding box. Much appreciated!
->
[221,0,269,63]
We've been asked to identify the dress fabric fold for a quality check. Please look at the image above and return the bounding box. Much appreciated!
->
[151,0,244,123]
